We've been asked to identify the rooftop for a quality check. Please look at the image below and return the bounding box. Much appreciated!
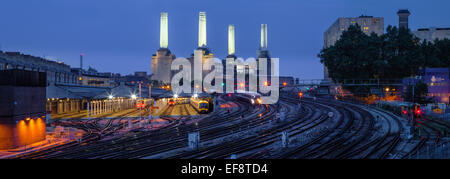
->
[417,27,450,31]
[397,9,411,14]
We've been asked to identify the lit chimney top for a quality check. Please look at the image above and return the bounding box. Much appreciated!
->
[228,24,235,55]
[198,12,207,47]
[160,12,168,48]
[261,24,268,49]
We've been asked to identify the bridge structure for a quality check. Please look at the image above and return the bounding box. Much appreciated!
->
[285,78,406,95]
[290,79,404,87]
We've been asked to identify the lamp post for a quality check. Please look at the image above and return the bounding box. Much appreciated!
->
[139,82,142,128]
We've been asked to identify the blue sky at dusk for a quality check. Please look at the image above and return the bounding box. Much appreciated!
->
[1,0,449,79]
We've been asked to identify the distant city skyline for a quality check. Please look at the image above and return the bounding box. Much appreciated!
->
[1,0,449,79]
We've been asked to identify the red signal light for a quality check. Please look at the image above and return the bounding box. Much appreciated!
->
[136,103,145,108]
[415,109,421,114]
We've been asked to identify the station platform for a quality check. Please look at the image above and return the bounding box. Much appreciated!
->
[50,108,149,119]
[157,104,199,116]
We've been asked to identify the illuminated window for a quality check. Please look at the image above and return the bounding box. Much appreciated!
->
[364,26,369,32]
[373,19,377,23]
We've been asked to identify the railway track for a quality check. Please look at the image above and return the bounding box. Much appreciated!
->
[171,94,335,159]
[278,93,404,159]
[17,95,252,158]
[15,92,446,159]
[13,109,141,159]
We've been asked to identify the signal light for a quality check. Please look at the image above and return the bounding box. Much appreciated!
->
[298,92,303,98]
[264,81,269,86]
[414,107,423,118]
[136,103,145,108]
[415,109,422,115]
[402,110,407,115]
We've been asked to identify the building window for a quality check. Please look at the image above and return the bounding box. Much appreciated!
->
[364,26,369,32]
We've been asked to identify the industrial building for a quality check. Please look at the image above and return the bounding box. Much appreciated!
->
[0,69,47,149]
[188,12,215,84]
[421,68,450,104]
[323,15,384,80]
[413,28,450,42]
[151,12,176,84]
[150,12,276,94]
[396,9,450,42]
[0,51,79,85]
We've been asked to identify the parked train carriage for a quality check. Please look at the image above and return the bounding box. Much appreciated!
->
[235,92,262,105]
[380,101,423,117]
[168,99,175,106]
[136,99,148,109]
[190,98,209,114]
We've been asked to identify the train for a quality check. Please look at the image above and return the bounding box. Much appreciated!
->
[168,99,175,106]
[235,91,262,105]
[135,100,148,109]
[190,98,209,114]
[378,101,423,118]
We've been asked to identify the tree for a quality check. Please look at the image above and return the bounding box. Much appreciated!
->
[319,24,375,81]
[381,26,421,78]
[417,40,442,68]
[319,25,427,96]
[434,38,450,68]
[402,81,433,104]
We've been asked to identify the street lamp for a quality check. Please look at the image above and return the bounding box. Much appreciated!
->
[108,95,114,100]
[131,94,137,100]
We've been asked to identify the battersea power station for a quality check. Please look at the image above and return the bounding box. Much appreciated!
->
[150,12,272,86]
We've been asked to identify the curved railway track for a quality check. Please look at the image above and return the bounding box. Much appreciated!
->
[13,92,449,159]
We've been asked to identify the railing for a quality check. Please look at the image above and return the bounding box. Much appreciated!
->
[292,78,403,87]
